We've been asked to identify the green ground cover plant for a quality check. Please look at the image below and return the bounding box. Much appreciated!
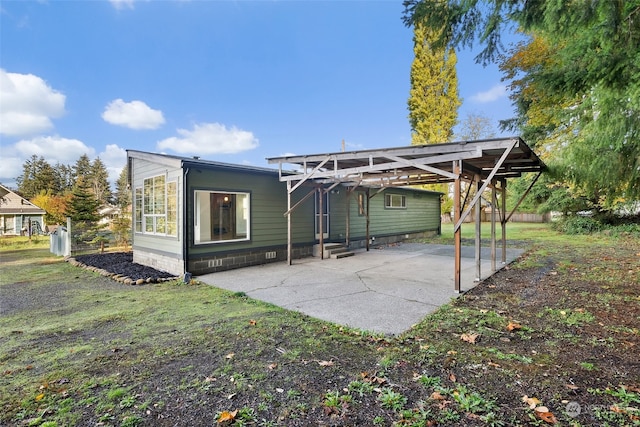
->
[1,225,639,426]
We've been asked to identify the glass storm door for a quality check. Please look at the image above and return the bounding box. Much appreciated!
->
[314,190,329,240]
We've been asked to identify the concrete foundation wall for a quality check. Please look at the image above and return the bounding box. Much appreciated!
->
[133,250,184,277]
[188,245,314,275]
[346,230,438,250]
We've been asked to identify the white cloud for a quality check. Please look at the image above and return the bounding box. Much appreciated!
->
[102,99,165,130]
[0,69,66,136]
[15,135,96,164]
[157,122,259,155]
[99,144,128,185]
[470,84,507,103]
[0,156,24,185]
[109,0,135,10]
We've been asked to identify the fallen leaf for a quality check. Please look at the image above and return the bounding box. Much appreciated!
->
[35,393,45,401]
[267,363,277,370]
[217,410,237,423]
[449,373,456,382]
[534,407,557,424]
[460,333,480,344]
[507,321,522,331]
[488,362,501,368]
[225,353,235,360]
[249,319,257,326]
[430,391,446,400]
[522,395,542,409]
[318,360,334,367]
[565,384,579,391]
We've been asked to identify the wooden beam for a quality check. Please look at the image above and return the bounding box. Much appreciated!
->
[475,175,482,282]
[454,138,518,232]
[287,180,292,265]
[454,160,462,293]
[491,181,497,272]
[384,155,459,180]
[505,171,543,222]
[290,158,329,193]
[501,178,507,264]
[277,150,481,182]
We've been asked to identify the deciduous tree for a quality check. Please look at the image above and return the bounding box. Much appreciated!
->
[404,0,640,212]
[408,20,460,145]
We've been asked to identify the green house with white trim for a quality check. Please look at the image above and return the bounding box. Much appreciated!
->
[127,150,441,277]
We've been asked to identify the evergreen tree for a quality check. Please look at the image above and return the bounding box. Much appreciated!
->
[403,0,640,211]
[73,154,92,184]
[408,20,460,145]
[66,176,101,223]
[114,165,131,209]
[55,163,75,194]
[112,166,132,249]
[16,155,60,199]
[90,157,112,205]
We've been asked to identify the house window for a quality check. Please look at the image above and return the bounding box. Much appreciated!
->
[357,192,366,216]
[134,187,142,232]
[385,194,406,209]
[136,175,177,236]
[194,190,250,243]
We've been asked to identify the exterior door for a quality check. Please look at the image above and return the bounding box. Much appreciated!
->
[314,190,329,240]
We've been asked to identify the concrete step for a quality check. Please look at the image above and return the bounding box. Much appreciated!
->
[313,243,355,259]
[335,251,355,259]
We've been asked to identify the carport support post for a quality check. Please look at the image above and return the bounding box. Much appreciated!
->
[491,181,497,272]
[366,187,370,252]
[475,175,481,282]
[501,178,507,264]
[319,187,324,260]
[287,180,292,265]
[454,161,462,292]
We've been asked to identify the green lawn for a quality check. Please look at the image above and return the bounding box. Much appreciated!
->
[1,229,639,426]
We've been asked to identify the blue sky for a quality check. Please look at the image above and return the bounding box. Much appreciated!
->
[0,0,517,188]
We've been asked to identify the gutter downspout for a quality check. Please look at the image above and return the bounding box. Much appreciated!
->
[183,165,190,280]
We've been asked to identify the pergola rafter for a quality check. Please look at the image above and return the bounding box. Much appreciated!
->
[267,137,546,292]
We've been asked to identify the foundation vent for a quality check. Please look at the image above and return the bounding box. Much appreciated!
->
[208,259,223,268]
[265,251,277,260]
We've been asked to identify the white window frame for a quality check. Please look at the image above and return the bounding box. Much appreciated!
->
[135,174,177,237]
[194,190,250,244]
[385,193,406,209]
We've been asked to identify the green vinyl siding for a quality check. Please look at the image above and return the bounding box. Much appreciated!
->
[186,167,315,256]
[329,188,440,240]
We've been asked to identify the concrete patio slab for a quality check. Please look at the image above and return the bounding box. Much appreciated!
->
[197,243,524,335]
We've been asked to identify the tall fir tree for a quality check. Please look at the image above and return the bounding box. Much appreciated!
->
[66,176,101,223]
[90,157,112,205]
[408,20,460,145]
[114,165,131,210]
[16,155,61,199]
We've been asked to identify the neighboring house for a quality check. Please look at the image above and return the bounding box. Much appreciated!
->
[127,150,442,277]
[98,204,121,228]
[0,184,47,236]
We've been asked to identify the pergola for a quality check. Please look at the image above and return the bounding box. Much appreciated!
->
[267,137,546,292]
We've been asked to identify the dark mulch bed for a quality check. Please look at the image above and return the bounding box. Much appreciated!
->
[74,252,177,282]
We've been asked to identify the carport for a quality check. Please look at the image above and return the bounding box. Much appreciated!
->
[267,137,546,292]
